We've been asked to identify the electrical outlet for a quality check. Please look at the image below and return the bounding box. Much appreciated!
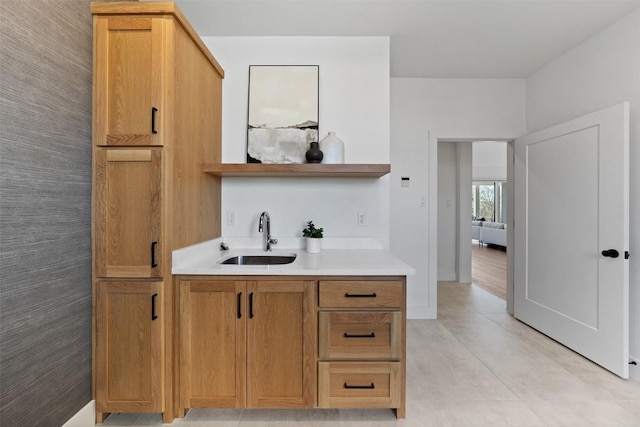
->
[358,211,367,227]
[227,211,237,226]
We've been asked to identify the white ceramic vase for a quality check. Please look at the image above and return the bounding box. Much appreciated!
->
[319,132,344,164]
[305,237,322,254]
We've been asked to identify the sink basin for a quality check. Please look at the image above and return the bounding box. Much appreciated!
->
[219,254,297,265]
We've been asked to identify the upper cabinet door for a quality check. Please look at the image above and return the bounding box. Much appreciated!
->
[93,16,164,146]
[95,149,162,278]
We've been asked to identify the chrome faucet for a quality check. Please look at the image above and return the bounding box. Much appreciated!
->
[258,211,278,251]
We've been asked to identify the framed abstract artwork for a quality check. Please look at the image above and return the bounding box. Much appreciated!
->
[247,65,319,163]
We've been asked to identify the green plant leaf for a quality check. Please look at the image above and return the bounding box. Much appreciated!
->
[302,220,323,238]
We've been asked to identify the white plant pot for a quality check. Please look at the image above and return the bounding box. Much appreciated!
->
[305,238,322,254]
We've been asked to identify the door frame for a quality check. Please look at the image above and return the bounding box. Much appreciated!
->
[506,140,515,314]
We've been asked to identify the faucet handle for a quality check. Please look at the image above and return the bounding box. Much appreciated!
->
[269,238,278,245]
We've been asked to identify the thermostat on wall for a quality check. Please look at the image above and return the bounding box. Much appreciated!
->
[401,177,410,187]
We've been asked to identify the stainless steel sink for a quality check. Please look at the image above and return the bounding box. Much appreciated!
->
[219,254,297,265]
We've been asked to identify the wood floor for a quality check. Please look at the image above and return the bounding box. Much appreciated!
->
[472,241,507,300]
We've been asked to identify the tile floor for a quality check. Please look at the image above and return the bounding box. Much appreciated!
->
[100,282,640,426]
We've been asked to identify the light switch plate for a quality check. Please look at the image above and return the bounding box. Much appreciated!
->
[358,211,367,227]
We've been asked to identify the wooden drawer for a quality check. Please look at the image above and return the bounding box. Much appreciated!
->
[318,362,401,408]
[319,311,402,359]
[318,281,404,308]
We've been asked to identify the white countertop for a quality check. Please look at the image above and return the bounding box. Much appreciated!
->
[172,238,415,276]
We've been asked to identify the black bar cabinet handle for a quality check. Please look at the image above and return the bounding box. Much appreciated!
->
[151,107,158,134]
[249,292,254,319]
[345,292,377,298]
[344,382,375,389]
[237,292,242,319]
[151,293,158,320]
[151,241,158,268]
[343,332,376,338]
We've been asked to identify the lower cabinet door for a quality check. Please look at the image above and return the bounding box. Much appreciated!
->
[318,361,401,409]
[247,280,316,408]
[179,280,246,409]
[95,281,164,413]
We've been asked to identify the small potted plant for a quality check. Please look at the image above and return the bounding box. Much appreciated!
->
[302,220,323,253]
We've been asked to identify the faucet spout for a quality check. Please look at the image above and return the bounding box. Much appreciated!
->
[258,211,277,251]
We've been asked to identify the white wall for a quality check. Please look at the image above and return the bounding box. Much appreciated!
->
[203,37,390,243]
[437,142,473,283]
[391,78,525,317]
[405,79,526,139]
[526,9,640,363]
[438,143,457,281]
[472,141,507,181]
[389,82,434,319]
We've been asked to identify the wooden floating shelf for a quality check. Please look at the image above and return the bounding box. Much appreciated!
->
[203,163,390,178]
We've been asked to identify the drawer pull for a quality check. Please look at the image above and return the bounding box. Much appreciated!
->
[344,382,375,389]
[344,292,377,298]
[249,292,254,319]
[151,107,158,134]
[151,293,158,320]
[151,241,158,268]
[343,332,376,338]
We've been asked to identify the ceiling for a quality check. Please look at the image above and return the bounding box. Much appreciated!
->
[173,0,640,78]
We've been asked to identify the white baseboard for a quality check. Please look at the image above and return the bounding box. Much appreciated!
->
[437,271,456,282]
[62,400,94,427]
[407,304,436,319]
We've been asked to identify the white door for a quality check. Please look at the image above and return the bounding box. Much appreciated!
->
[514,102,629,378]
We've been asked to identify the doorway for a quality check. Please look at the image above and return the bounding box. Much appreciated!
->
[437,140,512,306]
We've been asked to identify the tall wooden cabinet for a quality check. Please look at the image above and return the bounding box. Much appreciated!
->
[92,2,224,423]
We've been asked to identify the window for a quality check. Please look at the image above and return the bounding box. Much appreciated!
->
[472,181,506,223]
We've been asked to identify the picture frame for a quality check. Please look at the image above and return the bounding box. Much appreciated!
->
[247,65,319,163]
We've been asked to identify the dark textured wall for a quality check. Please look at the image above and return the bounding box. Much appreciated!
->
[0,1,94,425]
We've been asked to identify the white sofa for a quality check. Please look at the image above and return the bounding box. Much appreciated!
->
[471,220,483,241]
[472,221,507,247]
